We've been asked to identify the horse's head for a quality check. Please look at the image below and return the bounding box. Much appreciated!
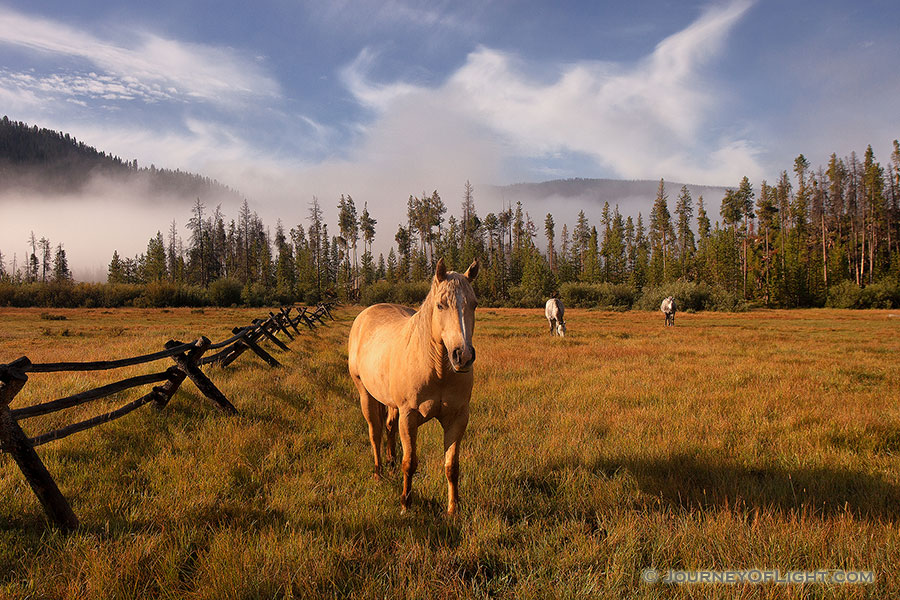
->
[430,257,479,373]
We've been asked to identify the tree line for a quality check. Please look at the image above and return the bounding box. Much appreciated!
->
[2,141,899,309]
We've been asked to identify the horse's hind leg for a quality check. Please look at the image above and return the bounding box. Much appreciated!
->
[384,406,399,466]
[355,378,385,480]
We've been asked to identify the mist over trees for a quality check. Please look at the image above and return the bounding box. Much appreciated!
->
[0,116,241,201]
[2,119,899,309]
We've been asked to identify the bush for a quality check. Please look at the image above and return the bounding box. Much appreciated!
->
[357,280,431,306]
[302,288,322,305]
[506,285,545,308]
[139,282,207,307]
[559,282,636,309]
[360,281,394,306]
[828,278,900,309]
[90,283,144,307]
[859,278,900,308]
[241,283,271,307]
[826,280,861,308]
[393,281,431,306]
[208,278,243,307]
[635,281,746,312]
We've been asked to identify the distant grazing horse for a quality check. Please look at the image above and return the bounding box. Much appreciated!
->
[545,297,566,337]
[661,296,676,326]
[348,258,479,514]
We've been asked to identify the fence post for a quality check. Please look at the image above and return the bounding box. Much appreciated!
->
[281,307,301,335]
[295,308,316,330]
[308,308,327,325]
[166,338,238,415]
[319,302,335,321]
[254,319,290,351]
[228,327,281,367]
[269,311,295,340]
[152,365,189,410]
[0,358,79,531]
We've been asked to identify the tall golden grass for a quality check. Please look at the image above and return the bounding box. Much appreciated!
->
[1,306,898,598]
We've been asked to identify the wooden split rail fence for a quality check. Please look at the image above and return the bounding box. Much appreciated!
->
[0,301,337,531]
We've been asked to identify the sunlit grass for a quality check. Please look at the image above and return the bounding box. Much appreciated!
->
[1,306,898,598]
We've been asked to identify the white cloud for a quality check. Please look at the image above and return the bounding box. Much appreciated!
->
[340,0,761,186]
[1,68,176,104]
[339,48,422,111]
[0,5,279,106]
[308,0,473,36]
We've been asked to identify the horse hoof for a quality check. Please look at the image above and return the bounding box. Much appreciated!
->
[372,472,382,482]
[400,506,408,516]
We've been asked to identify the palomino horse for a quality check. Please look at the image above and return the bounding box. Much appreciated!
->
[348,258,479,514]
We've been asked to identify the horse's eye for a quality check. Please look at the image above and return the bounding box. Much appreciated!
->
[437,302,446,311]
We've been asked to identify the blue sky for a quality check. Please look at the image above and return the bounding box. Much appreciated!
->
[2,0,900,276]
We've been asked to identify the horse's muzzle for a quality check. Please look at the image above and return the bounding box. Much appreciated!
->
[450,345,476,372]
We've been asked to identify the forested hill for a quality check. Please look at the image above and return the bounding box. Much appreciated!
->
[0,116,242,202]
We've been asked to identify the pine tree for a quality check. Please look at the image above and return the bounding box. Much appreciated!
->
[387,248,398,282]
[167,220,182,283]
[308,196,325,295]
[274,220,296,300]
[187,198,207,286]
[395,225,411,282]
[736,176,755,297]
[338,194,359,298]
[608,206,627,284]
[359,202,377,256]
[108,250,125,283]
[649,179,675,285]
[377,253,386,280]
[544,213,555,273]
[863,145,886,282]
[599,202,611,281]
[674,186,696,279]
[27,231,38,283]
[632,213,649,291]
[52,244,71,283]
[144,231,168,282]
[572,210,591,276]
[755,181,779,304]
[39,237,51,283]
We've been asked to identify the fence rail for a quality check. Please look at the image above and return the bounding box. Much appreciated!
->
[0,301,337,531]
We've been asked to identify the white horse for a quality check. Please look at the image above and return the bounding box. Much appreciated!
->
[545,298,566,336]
[661,296,676,326]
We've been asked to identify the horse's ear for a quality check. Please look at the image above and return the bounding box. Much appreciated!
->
[434,257,447,282]
[464,258,479,282]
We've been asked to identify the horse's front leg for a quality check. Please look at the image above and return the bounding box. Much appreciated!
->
[440,407,470,515]
[398,409,421,513]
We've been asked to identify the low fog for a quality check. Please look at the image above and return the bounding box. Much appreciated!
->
[1,87,728,282]
[1,161,727,283]
[0,174,244,282]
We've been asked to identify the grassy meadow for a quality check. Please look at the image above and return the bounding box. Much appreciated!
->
[1,305,899,598]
